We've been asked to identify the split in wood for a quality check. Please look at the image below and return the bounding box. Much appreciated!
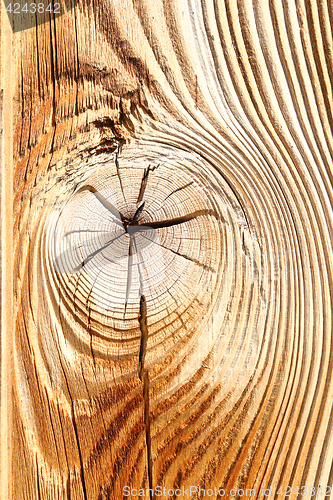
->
[138,295,153,499]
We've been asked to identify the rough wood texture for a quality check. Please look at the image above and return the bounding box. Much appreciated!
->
[0,3,13,499]
[4,0,333,498]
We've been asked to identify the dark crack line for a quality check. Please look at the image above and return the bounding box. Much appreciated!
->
[163,181,194,202]
[137,165,159,205]
[132,236,144,293]
[54,304,88,500]
[55,234,122,273]
[143,371,153,500]
[71,232,125,272]
[75,185,124,227]
[140,233,216,273]
[116,145,127,207]
[70,401,88,500]
[46,5,58,169]
[138,296,153,500]
[124,235,134,316]
[36,455,42,500]
[137,166,150,205]
[133,201,146,222]
[87,306,96,366]
[64,229,112,236]
[138,296,148,380]
[129,209,219,230]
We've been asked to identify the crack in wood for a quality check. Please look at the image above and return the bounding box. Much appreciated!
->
[132,201,145,222]
[52,162,221,498]
[64,229,111,236]
[124,235,134,316]
[46,9,59,171]
[140,233,216,273]
[87,306,96,366]
[54,329,88,500]
[137,165,159,205]
[75,185,124,227]
[71,233,125,272]
[129,209,219,230]
[163,181,194,202]
[115,145,127,206]
[70,401,88,500]
[138,295,153,499]
[138,295,148,381]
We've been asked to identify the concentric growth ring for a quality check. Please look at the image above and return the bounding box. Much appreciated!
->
[43,142,261,368]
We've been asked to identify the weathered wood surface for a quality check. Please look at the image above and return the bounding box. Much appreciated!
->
[2,0,333,498]
[0,5,13,500]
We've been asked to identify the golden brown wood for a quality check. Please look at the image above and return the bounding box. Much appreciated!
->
[2,0,333,498]
[0,3,13,499]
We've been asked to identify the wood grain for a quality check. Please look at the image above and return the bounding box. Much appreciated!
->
[0,2,13,499]
[3,0,333,498]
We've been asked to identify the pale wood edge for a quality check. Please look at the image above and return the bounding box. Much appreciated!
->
[0,4,13,499]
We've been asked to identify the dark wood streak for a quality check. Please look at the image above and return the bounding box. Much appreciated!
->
[124,235,134,316]
[138,295,148,381]
[75,185,125,227]
[137,165,159,205]
[138,296,153,499]
[129,209,219,230]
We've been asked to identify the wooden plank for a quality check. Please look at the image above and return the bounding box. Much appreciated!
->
[0,2,13,499]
